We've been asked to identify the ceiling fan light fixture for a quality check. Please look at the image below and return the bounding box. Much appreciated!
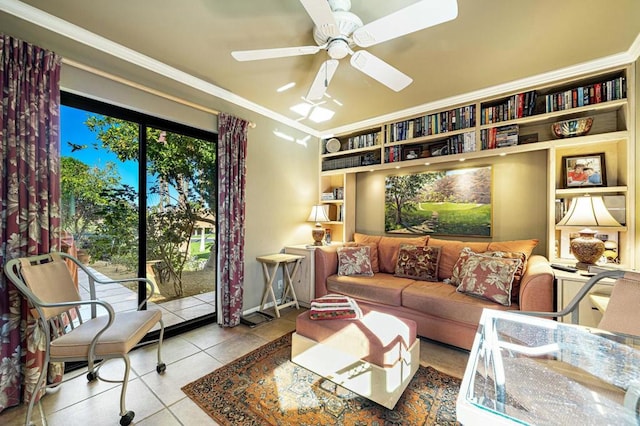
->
[327,39,350,59]
[308,105,335,123]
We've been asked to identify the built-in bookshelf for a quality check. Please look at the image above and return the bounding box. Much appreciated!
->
[317,65,635,268]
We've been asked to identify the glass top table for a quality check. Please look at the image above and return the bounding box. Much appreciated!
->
[456,309,640,425]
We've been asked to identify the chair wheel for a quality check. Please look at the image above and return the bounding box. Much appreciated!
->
[156,363,166,374]
[120,410,135,426]
[87,371,97,382]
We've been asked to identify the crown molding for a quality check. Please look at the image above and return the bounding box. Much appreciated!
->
[0,0,320,136]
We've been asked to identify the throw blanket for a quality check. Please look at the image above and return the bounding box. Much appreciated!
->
[309,294,362,320]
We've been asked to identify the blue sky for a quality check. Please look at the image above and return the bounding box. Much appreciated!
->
[60,105,139,190]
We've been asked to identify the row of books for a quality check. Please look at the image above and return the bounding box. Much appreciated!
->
[384,132,477,163]
[545,76,626,113]
[345,132,380,150]
[480,124,519,150]
[322,153,380,171]
[386,105,476,142]
[480,90,537,124]
[439,132,477,156]
[320,187,344,200]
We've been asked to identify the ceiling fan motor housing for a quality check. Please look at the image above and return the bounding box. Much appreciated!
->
[313,10,363,48]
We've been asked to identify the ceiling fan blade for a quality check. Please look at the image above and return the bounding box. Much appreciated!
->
[306,59,339,100]
[352,0,458,48]
[231,45,322,61]
[350,50,412,92]
[299,0,339,38]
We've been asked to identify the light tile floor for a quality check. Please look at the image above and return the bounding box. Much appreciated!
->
[0,268,470,425]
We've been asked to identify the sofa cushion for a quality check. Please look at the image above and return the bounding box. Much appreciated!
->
[326,273,414,307]
[377,235,429,274]
[345,233,381,273]
[487,239,538,259]
[394,244,441,282]
[402,280,517,325]
[455,252,522,306]
[427,238,490,280]
[337,246,374,277]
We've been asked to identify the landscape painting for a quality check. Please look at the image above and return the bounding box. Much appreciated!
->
[385,166,492,237]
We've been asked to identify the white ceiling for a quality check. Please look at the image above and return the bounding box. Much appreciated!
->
[1,0,639,136]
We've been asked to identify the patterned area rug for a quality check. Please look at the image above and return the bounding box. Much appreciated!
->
[182,332,461,425]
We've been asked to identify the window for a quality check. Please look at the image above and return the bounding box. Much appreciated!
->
[61,92,217,331]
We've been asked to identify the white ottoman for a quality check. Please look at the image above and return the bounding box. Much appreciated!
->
[291,307,419,409]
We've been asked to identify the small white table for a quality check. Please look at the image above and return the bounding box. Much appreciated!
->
[256,253,304,318]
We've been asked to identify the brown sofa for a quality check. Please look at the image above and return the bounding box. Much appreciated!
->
[314,234,554,350]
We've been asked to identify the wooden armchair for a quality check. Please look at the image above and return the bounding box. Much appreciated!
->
[4,252,166,426]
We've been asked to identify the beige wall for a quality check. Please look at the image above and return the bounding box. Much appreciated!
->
[354,150,549,256]
[61,65,319,314]
[635,58,640,268]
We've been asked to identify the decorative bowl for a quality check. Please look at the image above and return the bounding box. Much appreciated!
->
[551,117,593,138]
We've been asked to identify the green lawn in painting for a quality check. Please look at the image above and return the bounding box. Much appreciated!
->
[401,201,491,236]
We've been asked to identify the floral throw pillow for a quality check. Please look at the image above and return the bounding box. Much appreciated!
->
[337,246,374,277]
[486,250,527,302]
[450,248,527,302]
[394,244,441,282]
[455,252,522,306]
[449,247,476,285]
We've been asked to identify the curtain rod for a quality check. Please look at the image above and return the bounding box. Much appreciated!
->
[62,58,256,128]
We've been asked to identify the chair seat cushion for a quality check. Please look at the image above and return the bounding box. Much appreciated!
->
[50,309,162,359]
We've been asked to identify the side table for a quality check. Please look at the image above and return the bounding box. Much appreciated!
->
[256,253,304,318]
[284,245,319,307]
[554,268,614,327]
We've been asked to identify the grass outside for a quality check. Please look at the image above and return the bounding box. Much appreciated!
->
[91,237,215,302]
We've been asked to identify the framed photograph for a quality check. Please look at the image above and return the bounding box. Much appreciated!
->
[562,153,606,188]
[402,146,422,161]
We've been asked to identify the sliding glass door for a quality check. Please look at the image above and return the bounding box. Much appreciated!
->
[60,93,217,329]
[145,127,217,320]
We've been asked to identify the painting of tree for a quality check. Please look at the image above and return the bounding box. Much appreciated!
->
[385,166,492,236]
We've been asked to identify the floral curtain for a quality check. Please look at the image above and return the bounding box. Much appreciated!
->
[0,34,62,413]
[217,113,249,327]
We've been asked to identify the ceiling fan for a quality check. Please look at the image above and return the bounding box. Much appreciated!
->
[231,0,458,101]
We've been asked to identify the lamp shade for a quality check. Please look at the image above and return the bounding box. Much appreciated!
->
[556,195,623,228]
[307,205,330,224]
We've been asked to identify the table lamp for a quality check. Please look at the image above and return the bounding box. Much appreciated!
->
[307,205,330,245]
[556,195,623,269]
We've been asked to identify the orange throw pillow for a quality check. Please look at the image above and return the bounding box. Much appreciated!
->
[349,235,381,273]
